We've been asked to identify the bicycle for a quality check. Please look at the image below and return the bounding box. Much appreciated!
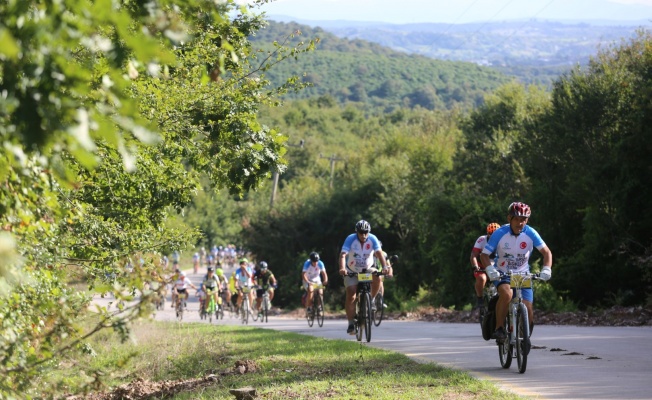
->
[258,285,275,323]
[201,287,219,323]
[175,291,186,321]
[371,254,397,327]
[496,271,540,374]
[305,283,325,328]
[239,285,254,325]
[347,269,387,342]
[479,275,498,325]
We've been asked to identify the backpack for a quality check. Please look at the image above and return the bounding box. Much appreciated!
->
[481,295,499,341]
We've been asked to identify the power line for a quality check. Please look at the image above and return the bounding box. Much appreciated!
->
[448,0,519,53]
[488,0,557,52]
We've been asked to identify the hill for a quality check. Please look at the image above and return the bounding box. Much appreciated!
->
[266,18,649,86]
[250,21,512,110]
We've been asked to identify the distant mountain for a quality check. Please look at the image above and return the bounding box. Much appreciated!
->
[266,17,650,86]
[251,21,512,111]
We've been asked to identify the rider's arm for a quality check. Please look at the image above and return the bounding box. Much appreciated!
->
[470,248,482,269]
[320,265,328,285]
[338,251,347,275]
[479,253,492,269]
[374,249,388,270]
[539,245,553,268]
[302,270,310,284]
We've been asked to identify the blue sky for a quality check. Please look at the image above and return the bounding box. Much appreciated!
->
[253,0,652,24]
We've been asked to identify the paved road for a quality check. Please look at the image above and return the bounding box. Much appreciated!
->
[96,269,652,400]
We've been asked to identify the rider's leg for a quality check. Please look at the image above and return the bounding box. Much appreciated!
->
[495,283,512,330]
[268,288,274,302]
[371,275,381,299]
[306,285,314,309]
[475,272,487,308]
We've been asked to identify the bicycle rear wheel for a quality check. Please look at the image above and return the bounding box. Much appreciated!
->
[498,314,512,368]
[363,292,372,342]
[516,303,531,373]
[315,293,324,327]
[372,293,384,327]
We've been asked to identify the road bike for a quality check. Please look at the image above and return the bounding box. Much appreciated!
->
[496,271,540,374]
[305,283,325,328]
[348,269,387,342]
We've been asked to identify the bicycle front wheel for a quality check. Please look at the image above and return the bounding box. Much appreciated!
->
[355,298,363,342]
[516,303,531,373]
[263,296,270,323]
[373,293,384,327]
[315,293,324,327]
[363,292,372,342]
[498,315,512,369]
[242,299,249,325]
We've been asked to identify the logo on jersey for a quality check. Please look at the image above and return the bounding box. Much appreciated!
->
[520,242,527,249]
[503,242,510,249]
[366,243,371,250]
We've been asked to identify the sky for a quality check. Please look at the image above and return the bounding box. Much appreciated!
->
[253,0,652,24]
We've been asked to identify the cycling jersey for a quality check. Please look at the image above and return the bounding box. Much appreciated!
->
[234,266,253,288]
[482,224,545,274]
[472,235,496,269]
[341,233,382,273]
[203,275,219,290]
[302,260,326,283]
[254,269,275,288]
[174,277,193,291]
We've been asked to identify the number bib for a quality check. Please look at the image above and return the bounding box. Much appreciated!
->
[510,275,532,288]
[358,273,373,282]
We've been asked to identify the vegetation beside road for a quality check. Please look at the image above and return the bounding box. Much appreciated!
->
[54,321,525,400]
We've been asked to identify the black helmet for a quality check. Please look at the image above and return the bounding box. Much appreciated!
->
[309,252,320,262]
[207,266,214,272]
[259,261,268,269]
[355,219,371,233]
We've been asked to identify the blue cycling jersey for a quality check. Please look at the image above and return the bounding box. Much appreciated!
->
[482,224,545,274]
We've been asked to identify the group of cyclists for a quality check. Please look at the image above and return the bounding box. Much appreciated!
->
[159,200,552,344]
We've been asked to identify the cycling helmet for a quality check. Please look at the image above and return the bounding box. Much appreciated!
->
[216,268,224,277]
[259,261,268,269]
[239,258,248,265]
[207,266,214,272]
[508,202,531,218]
[486,222,500,234]
[179,271,186,277]
[309,252,320,262]
[355,219,371,233]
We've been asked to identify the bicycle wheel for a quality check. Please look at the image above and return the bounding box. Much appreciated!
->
[176,300,183,321]
[355,298,363,342]
[208,298,215,323]
[307,303,315,327]
[516,303,531,373]
[241,299,249,325]
[373,293,384,327]
[498,315,512,369]
[315,293,324,327]
[263,296,270,323]
[363,292,372,342]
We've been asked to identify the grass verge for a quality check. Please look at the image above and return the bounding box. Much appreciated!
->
[50,321,527,399]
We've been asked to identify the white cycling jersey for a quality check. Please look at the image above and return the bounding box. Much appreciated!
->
[174,277,193,291]
[302,259,326,283]
[341,233,382,273]
[482,224,546,274]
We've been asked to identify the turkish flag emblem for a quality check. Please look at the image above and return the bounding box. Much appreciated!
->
[520,242,527,249]
[366,243,371,250]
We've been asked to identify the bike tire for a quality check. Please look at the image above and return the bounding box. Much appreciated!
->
[176,301,183,322]
[307,304,315,327]
[373,293,384,327]
[498,315,512,369]
[364,292,372,342]
[263,296,270,323]
[242,299,249,325]
[516,303,531,373]
[315,293,324,327]
[355,297,363,342]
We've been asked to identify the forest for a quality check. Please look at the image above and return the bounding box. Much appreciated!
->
[0,0,650,396]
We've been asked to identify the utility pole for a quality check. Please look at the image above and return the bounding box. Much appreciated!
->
[270,139,304,209]
[319,153,345,189]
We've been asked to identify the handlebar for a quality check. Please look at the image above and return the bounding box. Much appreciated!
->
[346,268,388,277]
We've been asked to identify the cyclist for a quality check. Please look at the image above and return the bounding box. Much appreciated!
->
[302,252,329,314]
[339,220,389,335]
[254,261,278,314]
[215,264,230,305]
[172,271,197,310]
[470,222,501,311]
[201,266,221,313]
[199,246,207,266]
[481,202,552,343]
[192,252,200,273]
[234,258,254,311]
[169,263,181,308]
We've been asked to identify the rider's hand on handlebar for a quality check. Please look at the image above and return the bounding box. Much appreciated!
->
[485,265,500,281]
[539,266,552,281]
[338,268,347,276]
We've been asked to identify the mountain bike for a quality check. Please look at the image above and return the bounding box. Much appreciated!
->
[305,283,324,328]
[496,271,540,374]
[258,285,276,323]
[201,288,218,323]
[371,254,397,327]
[239,286,253,325]
[348,268,387,342]
[175,291,185,321]
[479,276,498,325]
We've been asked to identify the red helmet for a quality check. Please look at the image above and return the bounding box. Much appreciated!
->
[486,222,500,234]
[508,202,531,218]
